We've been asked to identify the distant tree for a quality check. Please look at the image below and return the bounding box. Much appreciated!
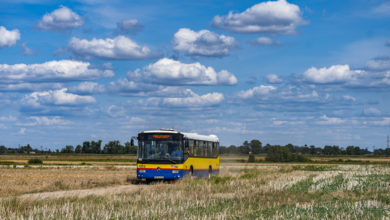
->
[0,145,6,154]
[124,141,137,154]
[239,141,251,154]
[82,141,90,153]
[75,145,82,153]
[90,140,102,154]
[61,145,74,153]
[250,140,262,154]
[103,141,124,154]
[266,145,310,162]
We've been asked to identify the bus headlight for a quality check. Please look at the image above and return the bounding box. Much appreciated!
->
[138,170,146,173]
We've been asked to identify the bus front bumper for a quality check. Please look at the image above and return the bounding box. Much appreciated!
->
[137,169,183,180]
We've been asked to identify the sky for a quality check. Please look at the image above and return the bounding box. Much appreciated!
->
[0,0,390,150]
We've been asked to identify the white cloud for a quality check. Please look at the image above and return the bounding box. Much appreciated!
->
[115,19,143,35]
[316,115,345,125]
[132,58,237,85]
[70,82,105,94]
[212,0,306,34]
[0,116,17,122]
[23,116,71,126]
[19,128,26,134]
[37,6,84,31]
[0,60,113,83]
[68,36,154,60]
[238,85,276,99]
[303,64,363,84]
[253,37,280,46]
[142,90,224,108]
[0,26,20,49]
[343,95,356,102]
[107,105,126,117]
[23,88,96,107]
[366,57,390,71]
[372,2,390,16]
[172,28,238,58]
[371,117,390,126]
[162,92,224,107]
[0,82,63,92]
[363,107,381,116]
[266,74,283,83]
[21,43,34,55]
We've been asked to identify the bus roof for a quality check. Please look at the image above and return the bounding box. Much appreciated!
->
[140,129,219,142]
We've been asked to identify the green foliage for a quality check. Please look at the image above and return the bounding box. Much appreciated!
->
[266,145,311,162]
[0,145,6,154]
[28,158,43,164]
[248,154,255,162]
[61,145,74,153]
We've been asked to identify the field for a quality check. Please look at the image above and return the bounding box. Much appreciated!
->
[1,155,390,219]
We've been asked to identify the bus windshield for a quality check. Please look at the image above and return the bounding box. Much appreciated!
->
[138,133,183,161]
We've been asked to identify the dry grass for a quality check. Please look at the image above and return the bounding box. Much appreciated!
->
[1,164,390,219]
[0,166,136,197]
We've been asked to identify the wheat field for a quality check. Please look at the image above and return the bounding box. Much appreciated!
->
[1,164,390,219]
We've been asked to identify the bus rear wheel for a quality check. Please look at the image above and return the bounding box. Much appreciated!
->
[208,166,212,178]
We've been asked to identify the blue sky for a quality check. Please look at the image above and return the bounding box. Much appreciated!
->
[0,0,390,150]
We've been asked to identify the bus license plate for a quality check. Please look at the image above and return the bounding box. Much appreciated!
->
[154,176,164,179]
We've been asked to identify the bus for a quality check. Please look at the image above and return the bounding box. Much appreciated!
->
[136,129,219,180]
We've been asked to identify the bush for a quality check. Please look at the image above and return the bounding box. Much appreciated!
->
[28,158,43,164]
[265,146,310,162]
[248,154,255,162]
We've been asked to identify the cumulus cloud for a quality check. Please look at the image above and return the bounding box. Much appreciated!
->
[22,116,71,126]
[212,0,306,34]
[172,28,238,58]
[131,58,237,85]
[69,82,105,94]
[238,85,276,99]
[266,74,283,83]
[303,64,363,84]
[0,60,113,84]
[142,90,224,108]
[115,19,143,35]
[22,88,96,108]
[316,115,345,125]
[366,57,390,71]
[0,26,20,49]
[68,36,155,60]
[252,37,280,46]
[37,6,84,31]
[0,82,63,92]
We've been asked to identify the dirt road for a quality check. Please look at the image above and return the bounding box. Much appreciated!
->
[13,184,149,201]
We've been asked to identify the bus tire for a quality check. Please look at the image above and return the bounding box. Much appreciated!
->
[208,166,212,178]
[190,166,194,177]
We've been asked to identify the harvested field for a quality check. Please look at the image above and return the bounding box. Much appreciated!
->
[0,166,136,197]
[1,164,390,219]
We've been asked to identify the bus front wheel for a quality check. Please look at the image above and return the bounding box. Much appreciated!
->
[190,166,194,177]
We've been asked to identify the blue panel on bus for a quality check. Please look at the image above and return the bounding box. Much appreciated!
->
[137,169,184,180]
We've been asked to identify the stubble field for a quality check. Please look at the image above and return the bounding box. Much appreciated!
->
[0,157,390,219]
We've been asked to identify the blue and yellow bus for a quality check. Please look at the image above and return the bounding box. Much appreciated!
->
[136,129,219,180]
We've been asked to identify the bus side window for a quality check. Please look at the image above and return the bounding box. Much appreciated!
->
[193,140,197,156]
[189,139,194,156]
[208,142,212,157]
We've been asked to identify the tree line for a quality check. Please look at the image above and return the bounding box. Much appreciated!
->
[0,139,389,156]
[220,139,382,156]
[0,140,137,155]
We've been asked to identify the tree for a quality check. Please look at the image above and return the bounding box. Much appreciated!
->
[75,145,82,153]
[124,141,137,154]
[239,141,251,154]
[0,145,6,154]
[250,140,262,154]
[61,145,74,153]
[103,141,124,154]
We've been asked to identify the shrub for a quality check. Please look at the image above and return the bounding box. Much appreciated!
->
[266,146,311,162]
[28,158,43,164]
[248,154,255,162]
